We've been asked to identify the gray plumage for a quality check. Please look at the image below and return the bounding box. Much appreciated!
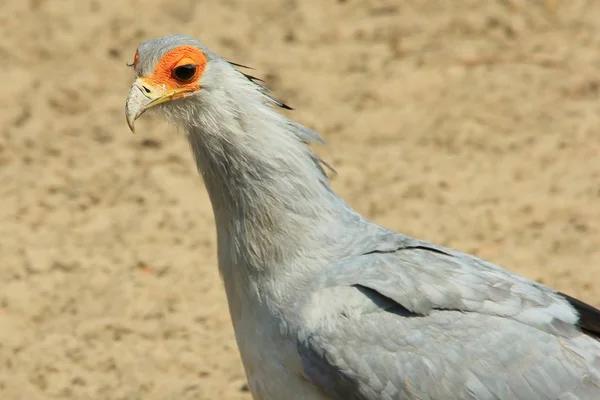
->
[125,35,600,400]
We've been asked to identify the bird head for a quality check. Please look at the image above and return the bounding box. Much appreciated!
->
[125,35,220,132]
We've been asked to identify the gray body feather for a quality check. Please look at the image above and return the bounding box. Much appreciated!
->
[297,237,600,400]
[131,35,600,400]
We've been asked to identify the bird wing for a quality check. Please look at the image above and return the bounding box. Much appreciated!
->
[297,242,600,400]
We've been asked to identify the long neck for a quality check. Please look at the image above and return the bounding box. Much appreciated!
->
[183,78,352,281]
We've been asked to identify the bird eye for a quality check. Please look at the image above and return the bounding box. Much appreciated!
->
[173,64,197,81]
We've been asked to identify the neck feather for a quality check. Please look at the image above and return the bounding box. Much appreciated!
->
[180,71,350,278]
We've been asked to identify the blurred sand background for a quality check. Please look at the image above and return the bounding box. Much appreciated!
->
[1,0,600,399]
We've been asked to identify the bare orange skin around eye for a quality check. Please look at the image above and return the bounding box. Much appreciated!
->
[143,45,207,92]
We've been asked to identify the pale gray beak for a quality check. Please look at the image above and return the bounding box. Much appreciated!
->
[125,79,188,132]
[125,83,151,133]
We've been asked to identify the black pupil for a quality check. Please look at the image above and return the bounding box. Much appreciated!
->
[173,64,196,81]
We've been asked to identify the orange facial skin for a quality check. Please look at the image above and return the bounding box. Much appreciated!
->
[132,49,140,69]
[142,45,207,92]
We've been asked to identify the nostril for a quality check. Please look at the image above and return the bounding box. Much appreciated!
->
[142,85,151,94]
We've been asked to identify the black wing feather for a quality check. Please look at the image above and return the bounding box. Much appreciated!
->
[559,292,600,339]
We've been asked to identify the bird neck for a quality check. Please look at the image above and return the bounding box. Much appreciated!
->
[184,93,349,281]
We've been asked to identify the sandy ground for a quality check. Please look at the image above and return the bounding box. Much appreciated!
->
[1,0,600,399]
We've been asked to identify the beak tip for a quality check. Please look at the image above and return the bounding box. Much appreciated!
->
[126,117,136,133]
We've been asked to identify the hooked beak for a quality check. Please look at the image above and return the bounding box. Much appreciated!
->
[125,78,195,132]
